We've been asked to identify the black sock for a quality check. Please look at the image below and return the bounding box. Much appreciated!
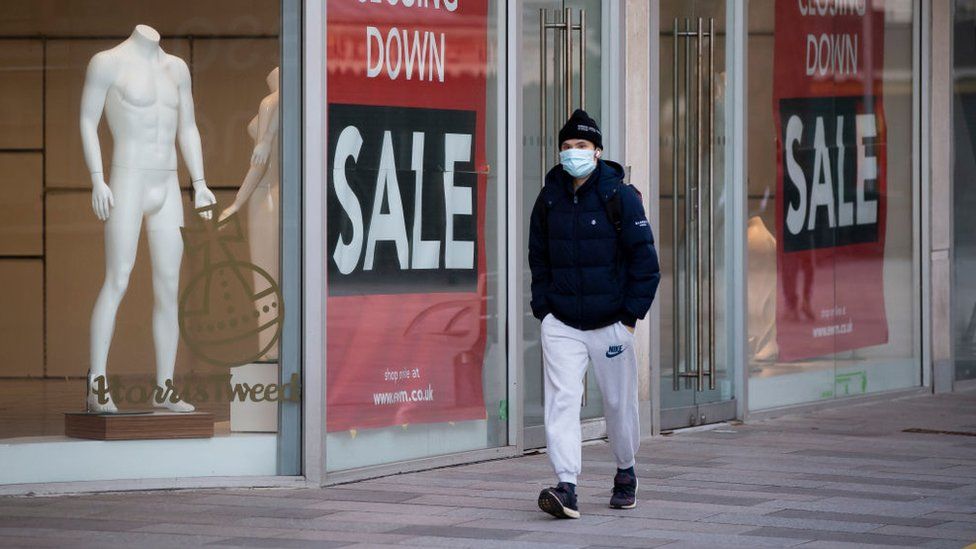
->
[617,466,635,477]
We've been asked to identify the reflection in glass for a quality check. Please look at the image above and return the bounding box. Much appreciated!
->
[746,0,920,410]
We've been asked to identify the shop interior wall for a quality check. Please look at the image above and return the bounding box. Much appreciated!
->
[0,1,280,385]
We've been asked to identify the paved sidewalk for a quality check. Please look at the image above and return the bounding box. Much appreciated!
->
[1,391,976,548]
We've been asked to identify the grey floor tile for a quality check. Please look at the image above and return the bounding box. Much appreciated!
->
[0,535,70,548]
[389,525,524,540]
[237,516,404,534]
[635,489,773,507]
[317,488,426,503]
[872,524,976,541]
[271,529,412,545]
[769,508,948,527]
[396,535,573,548]
[133,522,290,539]
[513,531,674,548]
[193,494,321,508]
[793,541,911,549]
[924,511,976,523]
[700,511,881,533]
[744,525,930,546]
[207,537,351,548]
[0,515,151,532]
[798,472,965,490]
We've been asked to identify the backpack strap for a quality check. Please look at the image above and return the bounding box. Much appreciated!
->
[601,182,644,235]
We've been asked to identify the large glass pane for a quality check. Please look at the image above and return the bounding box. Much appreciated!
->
[747,0,920,411]
[0,1,295,484]
[324,0,507,470]
[953,0,976,382]
[659,0,732,421]
[521,0,605,440]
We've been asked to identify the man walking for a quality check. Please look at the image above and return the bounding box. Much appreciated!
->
[529,109,660,519]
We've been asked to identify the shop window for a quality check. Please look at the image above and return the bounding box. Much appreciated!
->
[746,0,921,410]
[953,0,976,382]
[324,0,508,470]
[0,0,297,484]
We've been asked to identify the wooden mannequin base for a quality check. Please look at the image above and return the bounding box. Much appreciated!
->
[64,411,214,440]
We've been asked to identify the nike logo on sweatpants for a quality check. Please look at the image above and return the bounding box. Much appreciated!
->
[606,345,624,358]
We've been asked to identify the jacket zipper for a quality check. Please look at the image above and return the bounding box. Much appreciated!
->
[573,193,582,329]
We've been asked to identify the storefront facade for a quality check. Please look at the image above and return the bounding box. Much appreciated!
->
[0,0,965,493]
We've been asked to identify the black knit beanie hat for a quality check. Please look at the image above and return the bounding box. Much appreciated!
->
[558,109,603,149]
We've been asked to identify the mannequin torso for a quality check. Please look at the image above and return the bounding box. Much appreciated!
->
[85,26,189,172]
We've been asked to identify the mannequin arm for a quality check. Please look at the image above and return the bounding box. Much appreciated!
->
[250,93,279,166]
[173,57,216,218]
[220,161,264,221]
[80,53,114,221]
[220,95,279,221]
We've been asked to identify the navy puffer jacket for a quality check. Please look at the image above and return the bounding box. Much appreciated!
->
[529,159,660,330]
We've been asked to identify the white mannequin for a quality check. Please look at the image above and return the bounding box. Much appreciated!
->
[747,216,778,361]
[81,25,216,413]
[220,67,280,361]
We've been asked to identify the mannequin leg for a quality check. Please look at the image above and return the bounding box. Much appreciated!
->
[90,204,142,378]
[88,193,142,412]
[147,225,195,412]
[147,226,182,386]
[248,183,279,360]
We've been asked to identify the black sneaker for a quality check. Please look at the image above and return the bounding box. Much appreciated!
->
[609,468,638,509]
[538,482,580,519]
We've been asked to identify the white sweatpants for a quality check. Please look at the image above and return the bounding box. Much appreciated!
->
[541,313,640,485]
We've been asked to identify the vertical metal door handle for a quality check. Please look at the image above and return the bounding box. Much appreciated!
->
[540,9,547,189]
[579,10,586,110]
[707,18,716,391]
[683,18,693,390]
[671,17,680,392]
[696,17,704,392]
[564,7,572,119]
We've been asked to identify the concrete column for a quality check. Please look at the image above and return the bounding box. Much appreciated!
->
[622,0,654,435]
[930,0,954,393]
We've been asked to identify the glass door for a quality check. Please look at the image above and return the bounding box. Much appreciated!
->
[658,0,736,430]
[521,0,604,449]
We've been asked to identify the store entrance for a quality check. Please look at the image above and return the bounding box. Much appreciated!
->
[658,0,736,430]
[521,0,605,450]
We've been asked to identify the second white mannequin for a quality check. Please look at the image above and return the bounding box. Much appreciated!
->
[221,67,280,361]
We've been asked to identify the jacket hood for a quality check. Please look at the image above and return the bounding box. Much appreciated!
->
[542,159,625,202]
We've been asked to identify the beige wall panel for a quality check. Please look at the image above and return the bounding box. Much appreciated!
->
[44,39,190,189]
[0,153,43,256]
[0,260,43,377]
[748,0,775,33]
[0,40,43,149]
[0,1,279,37]
[748,35,777,203]
[45,189,256,378]
[191,38,279,191]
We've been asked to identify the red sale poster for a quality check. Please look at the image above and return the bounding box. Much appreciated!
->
[325,0,489,432]
[773,0,888,361]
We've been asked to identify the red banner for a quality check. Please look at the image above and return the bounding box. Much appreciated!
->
[773,0,888,361]
[325,0,489,431]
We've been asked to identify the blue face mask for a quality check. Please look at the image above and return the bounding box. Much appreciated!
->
[559,149,598,178]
